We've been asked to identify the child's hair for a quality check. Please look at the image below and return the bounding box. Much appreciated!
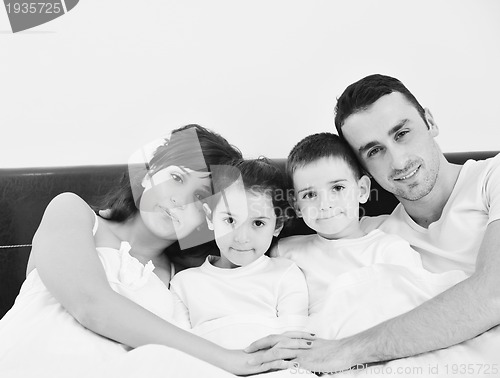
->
[93,124,242,222]
[287,132,364,180]
[209,158,289,229]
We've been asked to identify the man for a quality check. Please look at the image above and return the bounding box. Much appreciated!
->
[246,74,500,373]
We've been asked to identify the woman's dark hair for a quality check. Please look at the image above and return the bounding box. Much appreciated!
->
[92,124,242,266]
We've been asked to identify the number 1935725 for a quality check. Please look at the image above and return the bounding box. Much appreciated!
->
[6,2,62,14]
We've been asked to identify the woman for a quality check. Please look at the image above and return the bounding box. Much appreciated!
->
[0,124,312,377]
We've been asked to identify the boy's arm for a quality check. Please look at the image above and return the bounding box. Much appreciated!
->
[276,262,309,317]
[250,219,500,372]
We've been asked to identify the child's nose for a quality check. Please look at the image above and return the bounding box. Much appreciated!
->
[233,225,250,244]
[319,192,334,210]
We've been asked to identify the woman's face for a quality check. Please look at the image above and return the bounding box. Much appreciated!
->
[139,165,212,241]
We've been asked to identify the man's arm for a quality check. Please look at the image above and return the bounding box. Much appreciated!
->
[293,219,500,372]
[247,220,500,373]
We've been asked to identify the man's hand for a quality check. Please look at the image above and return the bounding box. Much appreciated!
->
[246,333,358,374]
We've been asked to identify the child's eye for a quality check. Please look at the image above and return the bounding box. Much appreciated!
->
[302,192,316,200]
[171,173,183,183]
[253,220,265,227]
[332,185,345,192]
[224,217,235,225]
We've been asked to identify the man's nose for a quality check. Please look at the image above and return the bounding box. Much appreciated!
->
[388,145,410,171]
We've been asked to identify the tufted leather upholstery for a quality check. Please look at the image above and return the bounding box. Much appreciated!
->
[1,151,498,319]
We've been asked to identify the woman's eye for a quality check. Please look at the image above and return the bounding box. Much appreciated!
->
[332,185,345,192]
[171,173,183,183]
[194,190,210,201]
[254,220,265,227]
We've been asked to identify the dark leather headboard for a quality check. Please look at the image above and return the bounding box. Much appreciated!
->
[1,151,497,318]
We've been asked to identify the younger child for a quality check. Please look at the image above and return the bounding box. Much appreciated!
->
[273,132,467,339]
[170,158,309,349]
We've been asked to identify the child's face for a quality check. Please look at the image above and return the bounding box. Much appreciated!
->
[140,165,212,240]
[207,185,280,269]
[293,157,369,240]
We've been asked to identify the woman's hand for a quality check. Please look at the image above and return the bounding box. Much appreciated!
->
[235,331,316,374]
[246,333,360,375]
[219,348,299,376]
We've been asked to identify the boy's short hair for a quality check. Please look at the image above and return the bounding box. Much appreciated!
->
[209,158,290,228]
[287,132,364,181]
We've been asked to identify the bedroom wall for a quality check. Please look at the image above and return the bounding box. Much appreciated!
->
[1,0,499,167]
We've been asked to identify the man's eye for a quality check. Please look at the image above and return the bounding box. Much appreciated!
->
[224,217,235,225]
[171,173,183,183]
[254,220,265,227]
[367,147,382,158]
[395,130,409,141]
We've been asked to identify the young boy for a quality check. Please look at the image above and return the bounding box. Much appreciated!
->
[273,132,467,339]
[170,158,309,350]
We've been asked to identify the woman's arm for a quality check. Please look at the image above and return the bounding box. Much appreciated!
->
[31,193,299,374]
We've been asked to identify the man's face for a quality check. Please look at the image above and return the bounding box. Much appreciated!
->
[341,92,441,201]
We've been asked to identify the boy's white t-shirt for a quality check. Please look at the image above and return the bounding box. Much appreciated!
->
[275,230,423,314]
[361,154,500,276]
[276,230,467,339]
[169,255,308,349]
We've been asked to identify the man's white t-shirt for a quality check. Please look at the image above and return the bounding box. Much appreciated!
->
[361,154,500,276]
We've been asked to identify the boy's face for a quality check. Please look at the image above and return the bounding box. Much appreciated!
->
[207,184,281,268]
[341,92,441,202]
[293,157,369,240]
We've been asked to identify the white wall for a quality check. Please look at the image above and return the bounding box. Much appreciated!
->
[1,0,499,168]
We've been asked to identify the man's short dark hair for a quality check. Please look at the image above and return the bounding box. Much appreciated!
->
[334,74,427,140]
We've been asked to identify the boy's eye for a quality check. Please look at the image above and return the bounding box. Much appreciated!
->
[302,192,316,200]
[171,173,183,183]
[254,220,265,227]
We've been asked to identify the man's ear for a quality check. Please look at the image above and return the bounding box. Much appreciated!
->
[202,203,214,231]
[424,108,439,137]
[358,175,371,204]
[288,192,302,218]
